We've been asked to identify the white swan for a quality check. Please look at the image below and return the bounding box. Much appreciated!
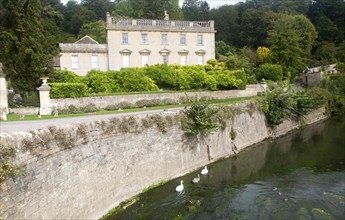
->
[176,180,184,192]
[201,166,208,175]
[192,174,200,184]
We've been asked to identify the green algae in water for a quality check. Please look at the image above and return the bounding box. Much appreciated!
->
[311,208,332,220]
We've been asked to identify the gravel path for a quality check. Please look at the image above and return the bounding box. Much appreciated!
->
[0,107,183,134]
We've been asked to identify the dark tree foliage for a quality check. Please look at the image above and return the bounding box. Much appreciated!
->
[210,5,241,47]
[0,0,59,92]
[182,0,210,21]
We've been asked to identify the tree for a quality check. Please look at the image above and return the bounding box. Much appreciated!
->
[290,14,318,59]
[267,14,304,77]
[113,0,182,20]
[78,20,106,43]
[308,0,345,44]
[240,7,276,48]
[0,0,59,92]
[182,0,210,21]
[267,14,316,76]
[210,5,241,46]
[81,0,116,20]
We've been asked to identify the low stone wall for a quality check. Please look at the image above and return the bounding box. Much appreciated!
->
[9,107,39,115]
[0,102,326,219]
[50,84,264,110]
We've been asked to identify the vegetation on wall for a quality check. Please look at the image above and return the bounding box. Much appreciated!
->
[259,82,322,127]
[0,144,25,183]
[182,103,219,136]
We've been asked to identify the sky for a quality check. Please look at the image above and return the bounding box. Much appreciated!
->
[60,0,246,8]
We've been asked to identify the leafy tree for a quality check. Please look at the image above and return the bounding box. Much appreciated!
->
[240,7,276,48]
[0,0,59,92]
[215,41,236,58]
[256,46,271,64]
[113,0,182,20]
[290,14,318,59]
[267,14,305,76]
[210,5,241,46]
[78,20,106,43]
[182,0,210,21]
[81,0,116,20]
[314,42,337,65]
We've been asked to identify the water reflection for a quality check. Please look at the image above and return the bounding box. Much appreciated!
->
[107,116,345,220]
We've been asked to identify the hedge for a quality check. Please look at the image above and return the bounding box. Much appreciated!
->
[50,83,88,98]
[255,63,283,81]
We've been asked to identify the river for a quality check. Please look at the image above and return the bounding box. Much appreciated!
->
[106,115,345,220]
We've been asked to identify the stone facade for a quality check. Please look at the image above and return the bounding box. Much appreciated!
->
[59,13,216,75]
[302,64,337,87]
[0,102,327,219]
[59,36,108,76]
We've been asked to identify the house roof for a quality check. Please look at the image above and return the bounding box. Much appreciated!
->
[59,35,107,53]
[74,35,99,44]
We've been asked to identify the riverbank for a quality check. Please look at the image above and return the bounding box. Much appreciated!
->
[0,101,327,219]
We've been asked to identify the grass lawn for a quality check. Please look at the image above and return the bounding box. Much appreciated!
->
[4,96,256,122]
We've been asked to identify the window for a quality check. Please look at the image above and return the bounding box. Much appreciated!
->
[122,55,130,68]
[71,55,79,69]
[197,34,203,45]
[162,55,168,64]
[142,55,149,66]
[180,34,186,45]
[122,33,128,44]
[91,55,99,69]
[180,55,187,66]
[161,34,168,45]
[141,33,148,44]
[197,55,204,65]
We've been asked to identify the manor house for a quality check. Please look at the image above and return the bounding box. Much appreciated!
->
[59,12,216,76]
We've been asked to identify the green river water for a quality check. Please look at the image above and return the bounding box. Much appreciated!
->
[107,115,345,220]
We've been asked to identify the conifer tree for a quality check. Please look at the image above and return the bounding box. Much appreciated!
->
[0,0,59,92]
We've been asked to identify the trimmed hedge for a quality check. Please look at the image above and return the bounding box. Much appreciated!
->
[50,83,88,98]
[255,63,283,81]
[48,63,248,98]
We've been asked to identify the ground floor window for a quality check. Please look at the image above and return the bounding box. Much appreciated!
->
[142,55,149,66]
[180,55,187,66]
[197,55,204,65]
[91,55,99,69]
[71,55,79,69]
[122,55,130,68]
[163,54,168,64]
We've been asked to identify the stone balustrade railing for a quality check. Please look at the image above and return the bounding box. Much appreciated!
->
[106,12,215,32]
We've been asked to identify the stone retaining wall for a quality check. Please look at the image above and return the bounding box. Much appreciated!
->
[50,84,264,110]
[0,102,326,219]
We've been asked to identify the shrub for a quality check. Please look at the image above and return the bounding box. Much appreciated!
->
[232,70,247,89]
[80,103,98,113]
[50,83,88,98]
[144,64,178,89]
[182,103,219,136]
[255,63,283,81]
[84,70,117,93]
[114,68,159,92]
[260,84,320,127]
[49,70,82,83]
[207,70,242,90]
